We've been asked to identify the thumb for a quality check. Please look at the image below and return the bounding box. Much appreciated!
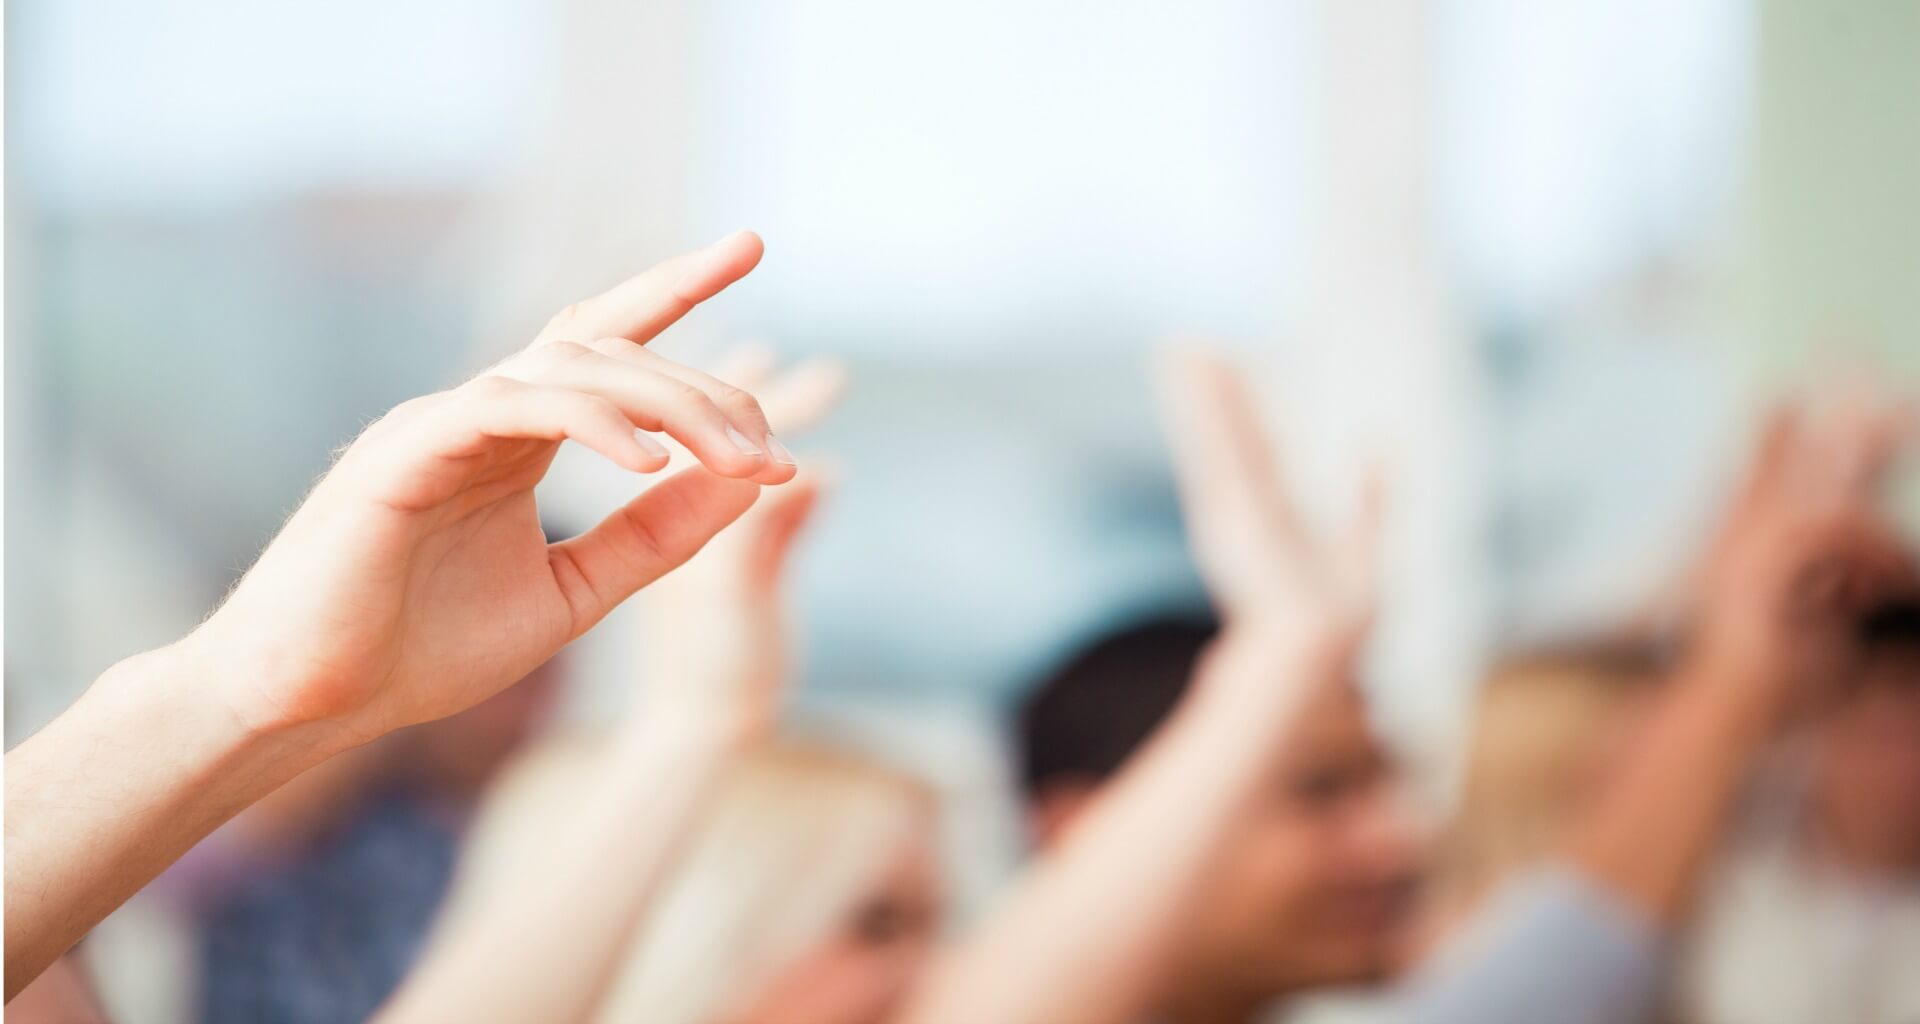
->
[548,467,762,634]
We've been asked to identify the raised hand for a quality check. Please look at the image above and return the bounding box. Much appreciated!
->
[183,231,796,741]
[1568,388,1917,925]
[6,232,808,999]
[634,346,848,737]
[1686,395,1919,723]
[903,351,1386,1024]
[380,350,847,1024]
[1154,348,1382,668]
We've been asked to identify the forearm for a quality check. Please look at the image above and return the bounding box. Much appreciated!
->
[904,628,1322,1024]
[378,714,746,1024]
[4,645,349,999]
[1566,661,1776,922]
[1390,668,1763,1024]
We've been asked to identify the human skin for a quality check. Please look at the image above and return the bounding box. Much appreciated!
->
[1570,401,1919,924]
[4,231,792,1000]
[903,349,1391,1024]
[378,350,848,1024]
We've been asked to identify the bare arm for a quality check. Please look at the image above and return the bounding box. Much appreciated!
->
[1561,661,1778,922]
[4,645,356,997]
[4,233,792,999]
[1388,401,1918,1024]
[906,626,1346,1024]
[1569,401,1918,921]
[376,712,748,1024]
[904,350,1379,1024]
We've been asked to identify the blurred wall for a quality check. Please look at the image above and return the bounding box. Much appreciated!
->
[16,0,1897,764]
[1725,0,1920,383]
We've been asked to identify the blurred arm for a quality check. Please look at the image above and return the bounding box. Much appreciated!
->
[903,625,1342,1024]
[1389,401,1917,1024]
[1568,403,1915,923]
[903,349,1379,1024]
[1382,615,1781,1024]
[1561,658,1780,923]
[377,472,817,1024]
[375,712,748,1024]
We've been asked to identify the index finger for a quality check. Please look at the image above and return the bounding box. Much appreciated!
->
[535,230,766,348]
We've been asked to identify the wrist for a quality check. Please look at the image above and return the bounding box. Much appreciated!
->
[123,635,367,766]
[1211,610,1360,681]
[170,603,384,743]
[1187,615,1356,728]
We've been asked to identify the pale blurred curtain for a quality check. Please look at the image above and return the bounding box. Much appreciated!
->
[460,0,706,727]
[461,0,696,355]
[1288,0,1484,769]
[1437,0,1755,655]
[1722,0,1920,383]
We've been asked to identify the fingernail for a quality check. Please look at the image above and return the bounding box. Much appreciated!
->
[724,425,764,457]
[766,433,796,466]
[632,429,670,460]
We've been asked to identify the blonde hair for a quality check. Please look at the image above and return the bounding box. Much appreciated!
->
[1426,645,1662,924]
[443,734,934,1024]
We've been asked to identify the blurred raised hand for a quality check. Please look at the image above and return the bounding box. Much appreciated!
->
[904,349,1386,1024]
[1155,348,1383,687]
[634,345,849,738]
[1686,391,1919,724]
[381,349,847,1024]
[1571,386,1918,924]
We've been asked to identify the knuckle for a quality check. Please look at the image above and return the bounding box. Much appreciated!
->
[461,374,521,400]
[582,394,628,425]
[667,384,729,428]
[588,336,638,357]
[713,382,766,420]
[523,341,599,379]
[544,339,593,362]
[659,375,710,408]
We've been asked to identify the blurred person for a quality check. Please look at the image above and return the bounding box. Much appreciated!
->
[596,737,938,1024]
[436,736,939,1024]
[1401,395,1920,1024]
[1400,611,1920,1024]
[378,350,945,1024]
[4,232,797,999]
[905,349,1416,1024]
[1270,643,1669,1024]
[1681,635,1920,1024]
[906,353,1919,1024]
[1016,613,1419,1007]
[1408,643,1663,956]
